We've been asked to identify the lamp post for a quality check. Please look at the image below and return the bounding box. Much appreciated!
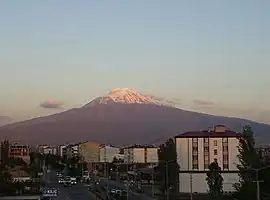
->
[249,166,270,200]
[159,159,175,200]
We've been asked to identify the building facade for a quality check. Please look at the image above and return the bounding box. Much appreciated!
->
[175,125,240,193]
[123,145,158,164]
[99,145,121,163]
[58,145,67,157]
[38,145,57,155]
[66,144,79,158]
[78,141,100,163]
[9,143,31,164]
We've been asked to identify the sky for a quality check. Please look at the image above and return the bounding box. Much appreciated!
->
[0,0,269,123]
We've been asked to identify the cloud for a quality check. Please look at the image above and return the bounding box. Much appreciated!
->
[40,100,64,109]
[193,99,215,106]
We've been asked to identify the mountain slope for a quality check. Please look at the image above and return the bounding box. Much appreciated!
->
[0,89,269,145]
[0,116,14,127]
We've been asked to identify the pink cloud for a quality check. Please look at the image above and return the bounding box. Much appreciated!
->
[40,100,64,109]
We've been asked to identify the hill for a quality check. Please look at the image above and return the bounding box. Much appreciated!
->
[0,88,269,145]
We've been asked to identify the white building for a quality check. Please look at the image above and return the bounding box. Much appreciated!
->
[175,125,240,193]
[123,145,158,164]
[58,145,67,157]
[66,144,79,158]
[99,145,122,163]
[38,145,57,155]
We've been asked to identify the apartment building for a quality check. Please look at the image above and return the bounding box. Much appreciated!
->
[58,145,67,157]
[99,145,123,163]
[9,143,31,164]
[123,145,158,164]
[78,141,100,163]
[66,144,79,158]
[38,145,57,155]
[175,125,240,193]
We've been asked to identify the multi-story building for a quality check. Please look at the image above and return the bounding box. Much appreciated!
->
[99,145,123,163]
[65,141,100,171]
[257,146,270,158]
[78,141,100,163]
[9,143,31,164]
[58,145,67,157]
[123,145,158,164]
[175,125,240,193]
[38,145,57,155]
[66,144,79,158]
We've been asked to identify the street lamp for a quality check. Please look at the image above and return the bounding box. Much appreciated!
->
[158,159,176,200]
[249,166,270,200]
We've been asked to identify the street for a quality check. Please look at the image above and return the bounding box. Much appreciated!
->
[100,178,156,200]
[44,170,97,200]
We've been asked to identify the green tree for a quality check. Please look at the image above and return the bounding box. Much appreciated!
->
[157,138,179,194]
[0,164,12,194]
[206,161,223,199]
[234,125,261,200]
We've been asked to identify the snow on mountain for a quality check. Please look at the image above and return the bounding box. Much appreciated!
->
[83,88,175,107]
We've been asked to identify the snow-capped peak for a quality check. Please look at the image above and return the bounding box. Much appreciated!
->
[83,88,175,107]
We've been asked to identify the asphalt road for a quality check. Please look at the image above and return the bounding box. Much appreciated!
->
[44,170,97,200]
[100,179,156,200]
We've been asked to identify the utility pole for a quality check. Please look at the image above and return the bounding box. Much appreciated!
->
[152,163,155,197]
[166,163,169,200]
[190,173,193,200]
[104,144,107,177]
[252,169,264,200]
[126,161,129,200]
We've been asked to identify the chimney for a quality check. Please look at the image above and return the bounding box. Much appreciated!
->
[214,125,227,133]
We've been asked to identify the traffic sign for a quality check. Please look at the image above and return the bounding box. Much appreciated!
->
[42,188,58,197]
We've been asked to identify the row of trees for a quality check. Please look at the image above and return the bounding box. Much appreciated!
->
[156,125,270,200]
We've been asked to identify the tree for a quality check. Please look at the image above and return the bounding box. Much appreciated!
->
[157,138,179,194]
[0,140,9,165]
[0,163,12,195]
[206,161,223,199]
[234,125,261,200]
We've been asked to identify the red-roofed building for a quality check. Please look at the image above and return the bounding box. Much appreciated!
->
[175,125,241,193]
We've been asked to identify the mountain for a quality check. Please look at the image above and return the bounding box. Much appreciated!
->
[0,116,14,127]
[0,88,269,145]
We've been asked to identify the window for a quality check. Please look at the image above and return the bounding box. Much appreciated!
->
[214,158,217,163]
[193,164,198,170]
[222,137,229,170]
[192,138,198,146]
[214,149,218,155]
[204,138,210,169]
[222,137,228,143]
[214,140,217,146]
[223,164,229,169]
[192,137,199,170]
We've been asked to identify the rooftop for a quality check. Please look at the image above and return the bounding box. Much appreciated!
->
[175,125,240,138]
[122,144,157,149]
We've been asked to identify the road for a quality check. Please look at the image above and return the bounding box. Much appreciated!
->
[100,178,156,200]
[44,170,97,200]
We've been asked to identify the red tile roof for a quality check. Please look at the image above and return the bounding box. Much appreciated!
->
[175,130,240,138]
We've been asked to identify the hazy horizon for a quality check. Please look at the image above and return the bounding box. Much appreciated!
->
[0,1,269,123]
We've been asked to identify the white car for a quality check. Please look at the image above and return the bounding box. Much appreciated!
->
[70,177,77,185]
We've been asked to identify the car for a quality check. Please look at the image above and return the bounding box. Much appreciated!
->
[58,178,64,184]
[70,177,77,185]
